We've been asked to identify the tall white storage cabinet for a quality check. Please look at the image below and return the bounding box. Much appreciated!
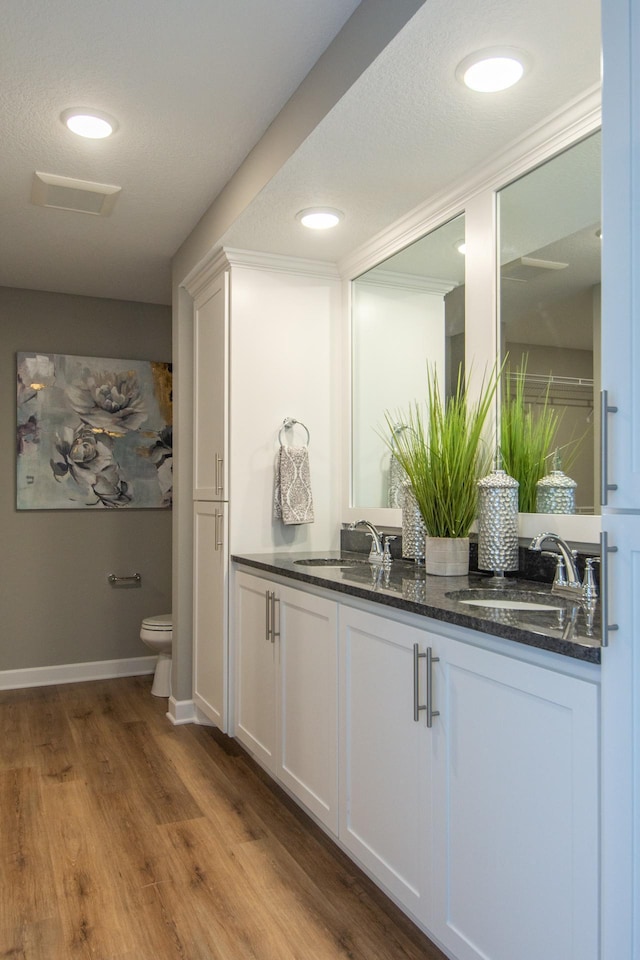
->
[192,268,230,728]
[187,250,341,731]
[600,1,640,953]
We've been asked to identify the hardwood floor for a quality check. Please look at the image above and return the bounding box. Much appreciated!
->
[0,676,448,960]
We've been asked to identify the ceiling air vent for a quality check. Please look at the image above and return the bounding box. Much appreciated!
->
[31,171,121,216]
[502,256,569,282]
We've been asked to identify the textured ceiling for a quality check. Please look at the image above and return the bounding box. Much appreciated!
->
[0,0,361,304]
[222,0,601,264]
[0,0,601,306]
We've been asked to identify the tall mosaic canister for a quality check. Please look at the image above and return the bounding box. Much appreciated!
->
[401,478,426,562]
[477,467,519,576]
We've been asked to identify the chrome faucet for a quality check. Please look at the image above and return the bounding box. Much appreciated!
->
[529,532,594,601]
[350,520,384,564]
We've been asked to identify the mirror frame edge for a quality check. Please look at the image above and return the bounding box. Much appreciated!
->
[340,87,602,545]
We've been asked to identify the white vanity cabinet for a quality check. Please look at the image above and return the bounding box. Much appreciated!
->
[339,606,434,922]
[234,570,339,833]
[430,634,599,960]
[233,569,600,960]
[340,603,599,960]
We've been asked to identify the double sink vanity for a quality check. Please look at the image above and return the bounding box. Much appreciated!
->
[230,531,601,960]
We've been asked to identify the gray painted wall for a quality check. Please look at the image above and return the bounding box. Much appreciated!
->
[1,286,172,672]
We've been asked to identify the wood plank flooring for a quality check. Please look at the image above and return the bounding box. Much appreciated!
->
[0,676,448,960]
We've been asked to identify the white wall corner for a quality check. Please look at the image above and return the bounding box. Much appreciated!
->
[166,696,197,725]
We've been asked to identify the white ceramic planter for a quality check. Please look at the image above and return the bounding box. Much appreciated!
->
[425,536,470,576]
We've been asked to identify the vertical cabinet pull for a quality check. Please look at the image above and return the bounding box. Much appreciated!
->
[413,643,427,721]
[265,591,278,644]
[265,591,272,642]
[215,453,224,497]
[214,509,224,550]
[426,647,440,728]
[600,390,618,506]
[413,643,439,725]
[599,531,619,646]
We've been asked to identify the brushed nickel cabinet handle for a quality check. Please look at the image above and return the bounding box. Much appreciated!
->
[413,643,426,722]
[426,647,440,728]
[599,531,619,646]
[600,390,618,506]
[214,510,224,549]
[271,595,280,642]
[215,453,224,496]
[265,590,271,642]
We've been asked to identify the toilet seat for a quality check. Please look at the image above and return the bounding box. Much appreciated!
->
[141,613,172,633]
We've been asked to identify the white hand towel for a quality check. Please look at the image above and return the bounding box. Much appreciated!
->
[274,444,314,525]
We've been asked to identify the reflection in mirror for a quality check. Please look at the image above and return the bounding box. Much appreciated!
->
[498,131,601,514]
[351,214,465,509]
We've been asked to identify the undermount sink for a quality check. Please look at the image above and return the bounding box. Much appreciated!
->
[445,588,573,612]
[293,557,369,567]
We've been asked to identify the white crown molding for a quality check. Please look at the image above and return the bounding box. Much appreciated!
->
[182,245,339,297]
[356,271,457,296]
[0,655,155,691]
[222,246,340,279]
[339,84,602,281]
[182,247,230,298]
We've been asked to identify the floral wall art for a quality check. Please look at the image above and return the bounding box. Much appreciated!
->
[16,352,172,509]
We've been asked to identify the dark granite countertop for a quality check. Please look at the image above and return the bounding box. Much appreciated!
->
[231,551,601,664]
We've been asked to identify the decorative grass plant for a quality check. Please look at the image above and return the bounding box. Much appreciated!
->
[385,364,498,539]
[500,357,561,514]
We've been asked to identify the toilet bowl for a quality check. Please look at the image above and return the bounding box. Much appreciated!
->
[140,614,172,697]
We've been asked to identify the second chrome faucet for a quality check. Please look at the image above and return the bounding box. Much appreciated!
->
[529,531,598,601]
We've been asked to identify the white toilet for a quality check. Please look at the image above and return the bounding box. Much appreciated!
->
[140,614,172,697]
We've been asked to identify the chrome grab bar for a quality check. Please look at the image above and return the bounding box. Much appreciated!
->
[107,573,141,585]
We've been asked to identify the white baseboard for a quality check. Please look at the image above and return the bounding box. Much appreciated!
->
[166,696,197,725]
[0,655,156,691]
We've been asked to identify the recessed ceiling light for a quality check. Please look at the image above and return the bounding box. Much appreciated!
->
[456,48,529,93]
[61,108,117,139]
[296,207,343,230]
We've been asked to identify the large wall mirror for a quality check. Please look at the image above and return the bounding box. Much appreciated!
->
[351,213,465,509]
[498,130,601,515]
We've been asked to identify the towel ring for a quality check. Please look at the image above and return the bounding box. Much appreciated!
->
[278,417,310,446]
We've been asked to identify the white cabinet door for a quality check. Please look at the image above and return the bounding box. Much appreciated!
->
[234,570,277,772]
[431,638,600,960]
[339,606,432,924]
[234,571,339,830]
[193,502,228,729]
[599,513,640,960]
[276,583,338,833]
[193,271,228,500]
[601,0,640,508]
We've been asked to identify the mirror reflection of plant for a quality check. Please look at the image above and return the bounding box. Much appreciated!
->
[384,364,498,539]
[500,355,582,513]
